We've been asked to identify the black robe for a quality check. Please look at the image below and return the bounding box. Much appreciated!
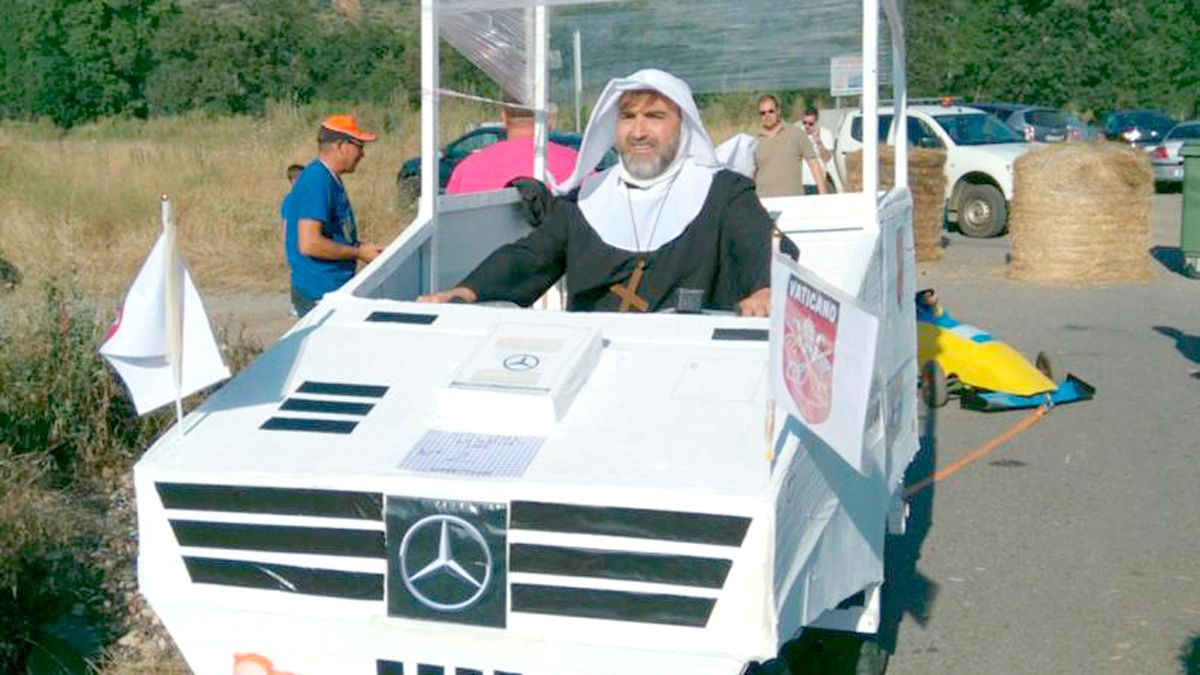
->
[461,170,773,312]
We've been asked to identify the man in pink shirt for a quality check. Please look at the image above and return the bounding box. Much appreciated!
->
[446,101,579,194]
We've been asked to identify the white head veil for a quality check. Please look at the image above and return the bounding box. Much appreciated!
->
[557,69,720,194]
[559,69,725,253]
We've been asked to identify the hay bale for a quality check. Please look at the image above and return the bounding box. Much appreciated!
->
[1007,142,1152,283]
[845,147,947,261]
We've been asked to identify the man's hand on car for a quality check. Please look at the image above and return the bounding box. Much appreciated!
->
[417,286,478,304]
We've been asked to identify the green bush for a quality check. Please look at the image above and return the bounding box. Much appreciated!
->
[0,444,106,672]
[0,285,167,485]
[0,283,264,671]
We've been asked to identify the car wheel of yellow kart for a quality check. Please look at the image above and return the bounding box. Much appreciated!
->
[1035,351,1063,383]
[921,360,949,408]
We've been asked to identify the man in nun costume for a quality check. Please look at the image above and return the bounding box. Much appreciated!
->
[419,69,773,316]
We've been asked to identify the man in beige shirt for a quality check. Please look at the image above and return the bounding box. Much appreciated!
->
[752,95,828,197]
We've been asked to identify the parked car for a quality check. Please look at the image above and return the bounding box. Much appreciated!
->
[397,125,614,196]
[1063,113,1102,141]
[833,104,1033,238]
[1103,109,1177,150]
[970,102,1095,142]
[1150,121,1200,190]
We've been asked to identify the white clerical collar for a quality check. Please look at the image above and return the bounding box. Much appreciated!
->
[578,159,714,253]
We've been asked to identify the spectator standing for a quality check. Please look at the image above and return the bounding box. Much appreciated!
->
[799,108,836,194]
[283,115,384,317]
[752,95,827,197]
[280,163,304,232]
[446,100,579,194]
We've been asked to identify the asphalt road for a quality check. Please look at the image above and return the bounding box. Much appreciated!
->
[882,193,1199,675]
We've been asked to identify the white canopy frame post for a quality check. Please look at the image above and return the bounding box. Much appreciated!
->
[532,5,549,183]
[885,0,907,190]
[860,0,879,216]
[573,29,583,132]
[419,0,440,291]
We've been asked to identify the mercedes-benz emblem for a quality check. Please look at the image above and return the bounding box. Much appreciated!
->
[502,353,541,371]
[398,515,492,611]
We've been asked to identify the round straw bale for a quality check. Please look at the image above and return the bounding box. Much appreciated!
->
[845,147,947,261]
[1007,142,1152,283]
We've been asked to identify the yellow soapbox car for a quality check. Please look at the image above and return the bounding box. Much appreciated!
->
[916,289,1093,411]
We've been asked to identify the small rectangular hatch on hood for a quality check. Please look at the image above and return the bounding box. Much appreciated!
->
[437,323,603,434]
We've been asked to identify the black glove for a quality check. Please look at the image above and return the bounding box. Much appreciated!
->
[506,176,554,227]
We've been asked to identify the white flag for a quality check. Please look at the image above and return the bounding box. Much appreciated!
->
[769,251,878,474]
[99,222,229,416]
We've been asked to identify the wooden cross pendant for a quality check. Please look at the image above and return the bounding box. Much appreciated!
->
[610,258,650,312]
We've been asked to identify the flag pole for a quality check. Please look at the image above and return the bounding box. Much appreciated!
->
[162,195,185,425]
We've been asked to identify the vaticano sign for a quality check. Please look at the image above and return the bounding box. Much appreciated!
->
[769,252,879,474]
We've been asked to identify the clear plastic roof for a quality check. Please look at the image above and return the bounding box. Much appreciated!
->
[439,0,892,107]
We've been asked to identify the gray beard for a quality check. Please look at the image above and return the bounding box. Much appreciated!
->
[620,133,681,180]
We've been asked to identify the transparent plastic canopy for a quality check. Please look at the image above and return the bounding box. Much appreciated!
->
[438,0,892,107]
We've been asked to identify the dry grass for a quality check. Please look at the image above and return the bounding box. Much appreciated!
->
[0,99,502,296]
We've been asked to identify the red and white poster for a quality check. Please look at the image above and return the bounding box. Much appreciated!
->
[770,252,878,474]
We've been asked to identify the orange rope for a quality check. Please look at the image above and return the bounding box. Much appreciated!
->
[904,405,1050,499]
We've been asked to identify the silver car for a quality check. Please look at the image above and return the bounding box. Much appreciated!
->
[1150,121,1200,188]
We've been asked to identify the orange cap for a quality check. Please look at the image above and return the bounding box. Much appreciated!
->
[320,114,377,142]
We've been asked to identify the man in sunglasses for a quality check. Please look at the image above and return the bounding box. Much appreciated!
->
[283,115,385,317]
[799,108,836,194]
[752,95,828,198]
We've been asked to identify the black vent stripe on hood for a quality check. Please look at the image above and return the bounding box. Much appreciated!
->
[261,381,390,434]
[296,381,389,398]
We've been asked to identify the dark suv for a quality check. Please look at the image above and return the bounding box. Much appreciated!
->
[1103,109,1177,150]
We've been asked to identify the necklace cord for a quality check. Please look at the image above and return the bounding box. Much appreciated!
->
[623,169,682,253]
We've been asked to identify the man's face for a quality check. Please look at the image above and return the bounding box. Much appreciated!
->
[802,114,819,135]
[759,100,781,131]
[339,138,365,173]
[616,91,682,180]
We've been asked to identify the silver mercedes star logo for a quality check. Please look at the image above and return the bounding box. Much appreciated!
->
[398,515,492,611]
[502,353,541,371]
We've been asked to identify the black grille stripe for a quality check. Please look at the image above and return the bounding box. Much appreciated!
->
[156,483,382,520]
[510,544,731,589]
[366,311,438,325]
[511,502,750,547]
[184,557,382,600]
[169,520,384,558]
[297,381,388,398]
[712,328,768,341]
[261,417,357,434]
[511,584,715,627]
[280,398,374,416]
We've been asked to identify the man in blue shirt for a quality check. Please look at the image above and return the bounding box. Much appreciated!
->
[283,115,384,317]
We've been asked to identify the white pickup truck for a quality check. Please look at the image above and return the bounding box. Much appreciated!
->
[833,104,1034,238]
